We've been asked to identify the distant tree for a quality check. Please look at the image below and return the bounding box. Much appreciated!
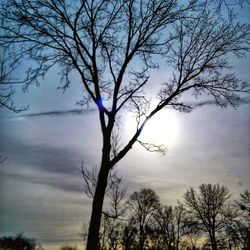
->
[153,205,176,249]
[184,184,232,250]
[127,188,160,250]
[171,204,188,250]
[153,203,197,250]
[235,190,250,249]
[121,220,138,250]
[81,164,127,219]
[102,172,127,220]
[0,233,43,250]
[81,168,127,249]
[60,244,78,250]
[100,215,124,250]
[99,173,127,250]
[217,205,245,249]
[238,190,250,213]
[1,1,250,248]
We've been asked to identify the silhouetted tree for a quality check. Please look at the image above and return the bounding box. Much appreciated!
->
[100,215,124,250]
[209,0,249,14]
[121,220,138,250]
[217,205,245,249]
[82,214,125,250]
[235,190,250,249]
[184,184,232,250]
[1,1,249,249]
[153,203,193,250]
[238,190,250,213]
[103,173,127,220]
[81,168,127,249]
[81,164,127,219]
[0,3,27,162]
[0,7,13,111]
[183,217,202,250]
[153,205,177,249]
[0,2,27,113]
[60,244,78,250]
[127,188,160,250]
[81,184,250,249]
[0,233,43,250]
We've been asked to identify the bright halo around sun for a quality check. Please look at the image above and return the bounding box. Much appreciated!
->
[125,109,179,147]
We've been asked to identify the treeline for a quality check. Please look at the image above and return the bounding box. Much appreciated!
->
[0,233,43,250]
[1,183,249,250]
[82,179,250,250]
[0,234,77,250]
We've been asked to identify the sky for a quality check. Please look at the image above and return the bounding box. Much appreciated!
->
[0,3,250,250]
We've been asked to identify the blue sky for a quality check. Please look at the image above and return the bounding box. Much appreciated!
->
[0,2,250,250]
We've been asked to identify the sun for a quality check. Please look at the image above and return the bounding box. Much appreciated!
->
[125,109,179,147]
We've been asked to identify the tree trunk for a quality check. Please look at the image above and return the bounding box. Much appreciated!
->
[86,162,110,250]
[210,229,217,250]
[139,225,144,250]
[176,240,179,250]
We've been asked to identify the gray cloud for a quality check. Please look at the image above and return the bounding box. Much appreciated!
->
[22,108,95,117]
[2,170,84,194]
[0,111,100,177]
[193,97,250,108]
[16,97,250,118]
[1,142,82,175]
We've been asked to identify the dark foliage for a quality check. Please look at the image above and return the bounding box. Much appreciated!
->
[0,233,42,250]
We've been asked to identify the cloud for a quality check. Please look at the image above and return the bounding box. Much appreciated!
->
[238,97,250,105]
[22,108,95,117]
[2,170,84,194]
[17,97,250,118]
[0,141,82,175]
[193,97,250,108]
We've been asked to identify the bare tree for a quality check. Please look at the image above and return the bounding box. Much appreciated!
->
[0,233,44,250]
[153,205,176,249]
[0,2,27,113]
[0,5,27,162]
[153,203,194,250]
[184,184,232,250]
[121,221,138,250]
[0,1,249,249]
[0,49,29,112]
[80,162,127,219]
[80,164,127,249]
[221,205,247,249]
[183,216,203,250]
[127,188,160,250]
[60,245,78,250]
[238,190,250,213]
[235,190,250,249]
[208,0,247,12]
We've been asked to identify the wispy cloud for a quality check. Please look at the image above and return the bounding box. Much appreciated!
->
[19,97,250,117]
[2,170,84,194]
[1,142,83,175]
[22,108,95,117]
[193,97,250,108]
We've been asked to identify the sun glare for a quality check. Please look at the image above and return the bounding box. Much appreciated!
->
[125,109,179,147]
